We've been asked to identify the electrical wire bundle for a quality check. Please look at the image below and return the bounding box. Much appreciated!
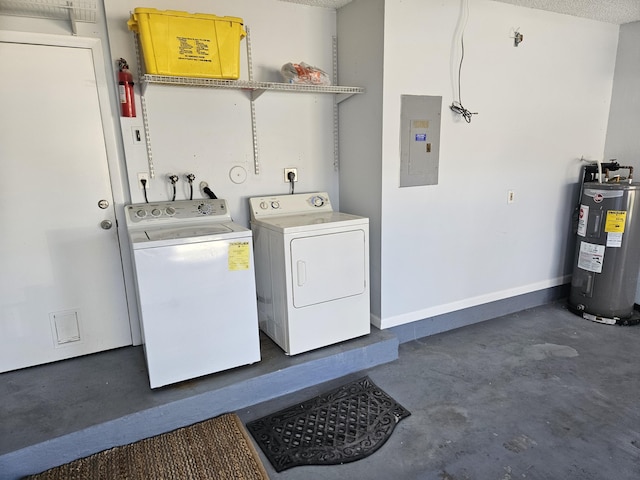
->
[450,0,477,123]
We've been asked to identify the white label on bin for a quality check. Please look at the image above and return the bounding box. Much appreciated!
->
[577,241,605,273]
[577,204,588,237]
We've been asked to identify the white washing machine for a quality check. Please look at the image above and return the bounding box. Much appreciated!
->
[249,192,370,355]
[125,199,260,388]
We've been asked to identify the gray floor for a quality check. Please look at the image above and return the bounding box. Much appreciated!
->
[239,301,640,480]
[2,300,640,479]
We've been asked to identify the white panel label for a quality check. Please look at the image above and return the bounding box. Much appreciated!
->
[577,205,588,237]
[577,242,605,273]
[584,189,624,199]
[606,232,623,248]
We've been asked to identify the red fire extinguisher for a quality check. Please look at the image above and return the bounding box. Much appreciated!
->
[118,58,136,118]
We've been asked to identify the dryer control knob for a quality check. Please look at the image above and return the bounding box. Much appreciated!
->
[260,201,269,210]
[311,196,325,207]
[151,208,162,217]
[165,207,176,216]
[135,209,147,218]
[271,201,280,209]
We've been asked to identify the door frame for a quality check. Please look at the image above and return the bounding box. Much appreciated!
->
[0,30,142,345]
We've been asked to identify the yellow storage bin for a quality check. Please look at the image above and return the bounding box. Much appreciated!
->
[128,8,246,79]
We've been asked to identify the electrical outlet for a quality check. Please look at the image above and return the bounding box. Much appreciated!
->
[137,172,150,189]
[284,168,298,182]
[508,190,515,204]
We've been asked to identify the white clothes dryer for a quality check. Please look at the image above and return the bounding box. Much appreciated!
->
[249,192,370,355]
[125,199,260,388]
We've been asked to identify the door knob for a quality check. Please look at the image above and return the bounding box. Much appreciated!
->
[100,220,113,230]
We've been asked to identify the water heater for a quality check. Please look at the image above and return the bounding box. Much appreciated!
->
[569,165,640,325]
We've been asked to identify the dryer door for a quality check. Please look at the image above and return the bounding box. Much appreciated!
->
[290,229,367,308]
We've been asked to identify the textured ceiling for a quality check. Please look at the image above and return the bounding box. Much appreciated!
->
[493,0,640,25]
[278,0,640,25]
[277,0,352,9]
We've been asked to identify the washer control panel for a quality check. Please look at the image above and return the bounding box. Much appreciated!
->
[126,199,230,224]
[250,192,332,220]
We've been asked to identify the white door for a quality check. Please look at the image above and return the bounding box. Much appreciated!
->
[0,36,132,372]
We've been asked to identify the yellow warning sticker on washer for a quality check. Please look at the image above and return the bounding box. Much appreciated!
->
[228,242,250,271]
[605,210,626,233]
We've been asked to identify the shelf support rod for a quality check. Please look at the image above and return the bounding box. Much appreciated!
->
[246,26,260,175]
[134,32,155,178]
[332,35,340,171]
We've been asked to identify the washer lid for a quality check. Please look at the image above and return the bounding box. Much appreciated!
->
[128,221,250,248]
[251,211,368,233]
[145,224,232,241]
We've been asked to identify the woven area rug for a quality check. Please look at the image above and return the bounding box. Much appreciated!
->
[25,413,269,480]
[247,376,410,472]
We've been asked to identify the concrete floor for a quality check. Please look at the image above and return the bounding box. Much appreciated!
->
[238,301,640,480]
[2,300,640,479]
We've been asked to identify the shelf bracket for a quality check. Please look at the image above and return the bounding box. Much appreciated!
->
[250,89,266,101]
[335,92,357,104]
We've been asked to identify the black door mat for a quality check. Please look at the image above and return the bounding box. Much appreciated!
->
[246,376,410,472]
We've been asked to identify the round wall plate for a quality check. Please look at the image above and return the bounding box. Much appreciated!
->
[229,166,247,184]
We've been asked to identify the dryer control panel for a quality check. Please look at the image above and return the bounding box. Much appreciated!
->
[250,192,332,220]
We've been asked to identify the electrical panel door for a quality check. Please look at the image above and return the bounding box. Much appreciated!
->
[400,94,442,187]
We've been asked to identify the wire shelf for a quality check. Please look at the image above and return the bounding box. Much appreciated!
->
[142,75,365,96]
[0,0,97,23]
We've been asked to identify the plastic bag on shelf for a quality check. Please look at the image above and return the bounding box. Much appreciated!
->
[280,62,331,86]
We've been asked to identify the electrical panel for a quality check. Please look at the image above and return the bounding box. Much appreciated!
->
[399,95,442,187]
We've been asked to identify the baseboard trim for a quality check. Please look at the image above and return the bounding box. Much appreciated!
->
[389,284,570,344]
[375,276,571,330]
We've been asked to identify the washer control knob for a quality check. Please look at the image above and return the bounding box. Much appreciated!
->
[260,201,269,210]
[311,196,325,207]
[165,206,176,216]
[151,208,162,217]
[198,203,213,215]
[271,201,280,209]
[135,209,147,219]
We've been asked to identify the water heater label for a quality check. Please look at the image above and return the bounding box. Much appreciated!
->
[607,232,623,248]
[584,189,624,199]
[605,210,626,233]
[578,242,605,273]
[577,205,589,237]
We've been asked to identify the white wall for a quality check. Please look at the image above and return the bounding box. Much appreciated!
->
[340,0,619,329]
[337,0,385,317]
[1,0,622,336]
[604,21,640,302]
[604,22,640,171]
[104,0,342,227]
